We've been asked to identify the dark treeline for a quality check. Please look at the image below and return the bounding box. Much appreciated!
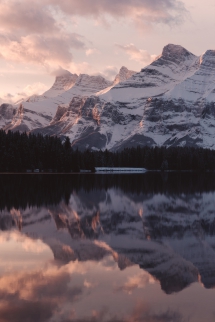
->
[1,173,215,211]
[0,130,73,172]
[1,130,215,171]
[90,146,215,171]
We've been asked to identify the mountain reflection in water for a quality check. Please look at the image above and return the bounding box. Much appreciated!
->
[0,173,215,322]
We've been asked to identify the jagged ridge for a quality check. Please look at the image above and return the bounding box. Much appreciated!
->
[1,44,215,150]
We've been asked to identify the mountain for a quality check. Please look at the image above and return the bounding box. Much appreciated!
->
[113,66,137,85]
[64,44,202,150]
[2,44,215,150]
[2,66,137,137]
[97,66,137,96]
[42,70,78,99]
[64,44,215,151]
[3,72,113,133]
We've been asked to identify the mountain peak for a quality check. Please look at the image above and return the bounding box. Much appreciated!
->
[43,71,78,98]
[72,74,112,94]
[53,68,73,77]
[76,74,112,85]
[200,50,215,67]
[119,66,129,72]
[113,66,137,85]
[161,44,195,60]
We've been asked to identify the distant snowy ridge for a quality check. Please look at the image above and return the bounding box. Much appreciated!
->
[2,44,215,150]
[97,66,136,96]
[1,72,115,133]
[62,44,215,151]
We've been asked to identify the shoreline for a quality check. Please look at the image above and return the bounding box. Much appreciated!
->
[0,170,214,175]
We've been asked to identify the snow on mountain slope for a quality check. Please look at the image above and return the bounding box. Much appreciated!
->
[113,66,137,85]
[42,70,78,99]
[166,49,215,102]
[14,70,78,105]
[3,73,112,133]
[2,44,215,150]
[97,66,137,96]
[57,44,215,151]
[102,44,198,103]
[28,67,136,138]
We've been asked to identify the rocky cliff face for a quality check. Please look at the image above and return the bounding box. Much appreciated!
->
[63,44,215,150]
[3,73,113,133]
[2,44,215,150]
[42,71,78,98]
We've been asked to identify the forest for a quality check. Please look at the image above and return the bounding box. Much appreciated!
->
[0,130,215,172]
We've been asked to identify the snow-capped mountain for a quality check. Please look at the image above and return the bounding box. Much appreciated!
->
[113,66,137,85]
[2,44,215,150]
[42,70,78,99]
[3,72,113,133]
[97,66,137,96]
[61,44,204,150]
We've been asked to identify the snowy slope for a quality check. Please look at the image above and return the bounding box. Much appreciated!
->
[2,44,215,150]
[3,73,112,133]
[59,44,215,150]
[97,66,137,96]
[15,70,79,105]
[42,70,78,99]
[26,67,137,138]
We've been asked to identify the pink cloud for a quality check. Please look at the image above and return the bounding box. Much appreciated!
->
[0,1,58,34]
[115,43,155,65]
[0,1,88,68]
[48,0,187,27]
[0,33,86,68]
[0,0,187,69]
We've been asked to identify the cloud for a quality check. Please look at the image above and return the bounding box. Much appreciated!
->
[0,1,58,35]
[0,1,88,69]
[0,93,13,104]
[114,272,155,294]
[115,43,156,65]
[102,66,118,80]
[48,0,187,28]
[63,305,187,322]
[68,61,94,75]
[0,82,49,104]
[51,67,75,77]
[0,264,83,322]
[0,0,187,71]
[0,230,49,253]
[127,303,188,322]
[0,93,14,104]
[17,83,49,97]
[0,33,86,68]
[0,300,56,322]
[85,48,100,56]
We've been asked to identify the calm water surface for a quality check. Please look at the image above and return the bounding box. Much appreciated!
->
[0,173,215,322]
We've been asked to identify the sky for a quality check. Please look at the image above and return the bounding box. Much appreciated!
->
[0,0,215,103]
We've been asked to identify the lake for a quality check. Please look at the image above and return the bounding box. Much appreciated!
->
[0,173,215,322]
